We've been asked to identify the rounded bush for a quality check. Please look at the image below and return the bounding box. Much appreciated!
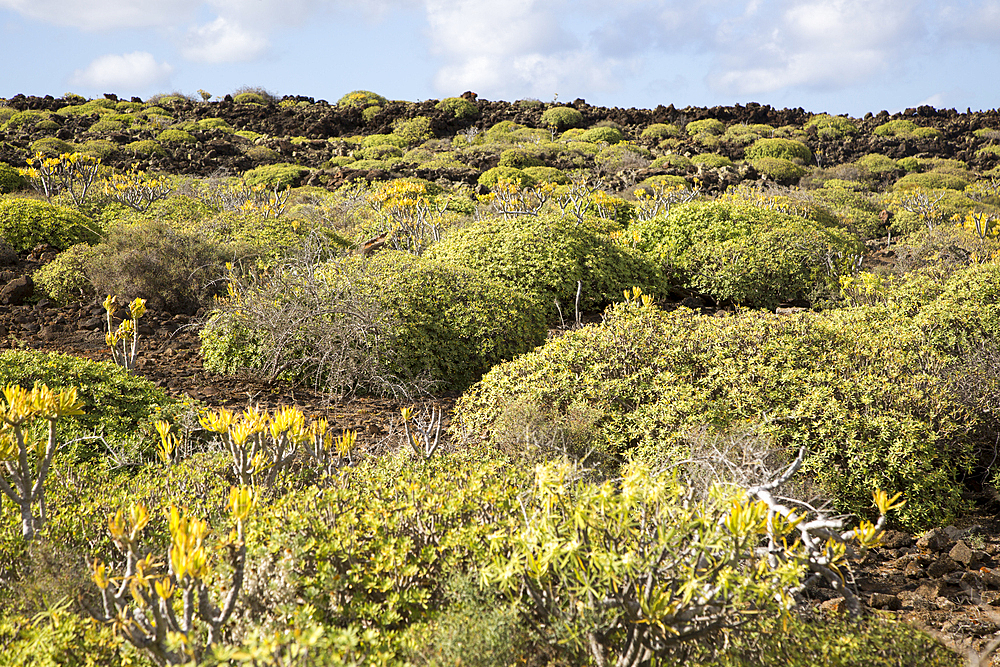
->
[685,119,725,136]
[522,166,569,184]
[855,153,899,176]
[233,91,266,105]
[0,162,26,193]
[594,143,651,172]
[498,148,545,169]
[157,129,197,143]
[541,106,584,130]
[79,139,118,160]
[690,153,733,169]
[752,156,807,182]
[86,219,230,312]
[894,171,969,191]
[202,251,548,393]
[337,90,387,108]
[126,139,166,156]
[632,199,860,309]
[0,349,181,460]
[454,303,977,530]
[392,116,434,147]
[427,211,664,317]
[0,198,100,251]
[478,166,537,189]
[722,123,774,145]
[435,97,479,118]
[242,163,310,188]
[745,137,812,163]
[29,137,75,157]
[640,123,680,140]
[359,144,404,161]
[578,126,624,144]
[805,114,858,140]
[874,119,943,140]
[33,243,97,303]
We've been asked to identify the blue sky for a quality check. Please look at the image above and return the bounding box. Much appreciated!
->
[1,0,998,117]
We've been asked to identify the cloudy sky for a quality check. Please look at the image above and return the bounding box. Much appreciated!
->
[1,0,998,116]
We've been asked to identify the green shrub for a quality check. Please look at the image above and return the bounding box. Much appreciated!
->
[898,156,921,172]
[29,137,75,157]
[804,113,859,140]
[125,139,166,156]
[87,116,125,133]
[521,166,569,184]
[498,148,544,169]
[640,123,681,141]
[745,137,812,163]
[114,101,144,113]
[0,162,26,193]
[242,163,309,188]
[197,117,234,132]
[855,153,899,176]
[0,107,15,124]
[435,96,479,118]
[0,350,180,460]
[686,613,960,666]
[686,118,725,136]
[752,156,807,182]
[202,251,548,393]
[894,171,969,191]
[691,153,733,168]
[86,219,230,311]
[0,604,129,667]
[632,199,859,308]
[337,90,387,108]
[478,166,536,189]
[454,302,978,530]
[594,143,651,172]
[233,91,266,105]
[358,144,403,161]
[362,133,408,149]
[242,144,279,162]
[427,211,663,317]
[79,139,118,160]
[1,110,50,131]
[578,126,623,144]
[874,119,943,140]
[812,181,884,239]
[393,116,434,147]
[156,129,196,143]
[651,154,693,169]
[540,106,583,130]
[722,123,774,145]
[33,243,97,304]
[235,130,263,143]
[0,198,100,251]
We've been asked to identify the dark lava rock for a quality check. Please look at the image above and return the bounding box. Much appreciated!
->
[0,275,33,305]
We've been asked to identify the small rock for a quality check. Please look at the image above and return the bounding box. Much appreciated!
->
[951,540,988,569]
[869,592,902,610]
[20,322,40,334]
[0,276,33,306]
[936,597,957,612]
[927,556,960,578]
[981,568,1000,589]
[916,580,946,599]
[819,597,848,614]
[917,527,954,553]
[880,530,914,550]
[904,561,925,578]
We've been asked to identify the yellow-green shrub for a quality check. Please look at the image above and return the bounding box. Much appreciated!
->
[0,198,100,251]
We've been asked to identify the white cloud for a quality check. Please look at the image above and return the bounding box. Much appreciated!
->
[0,0,200,30]
[180,16,269,63]
[710,0,925,94]
[69,51,173,89]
